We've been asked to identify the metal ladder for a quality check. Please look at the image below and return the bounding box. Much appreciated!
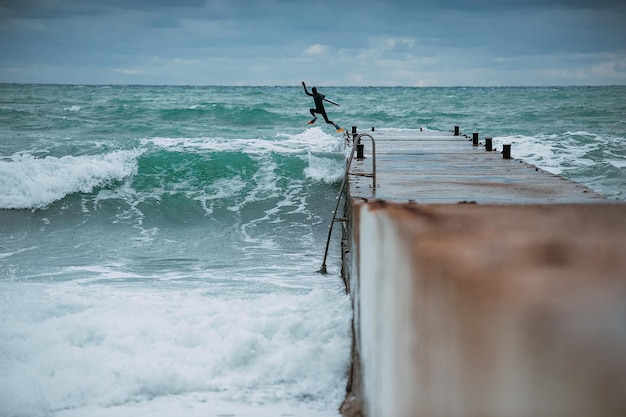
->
[319,133,376,274]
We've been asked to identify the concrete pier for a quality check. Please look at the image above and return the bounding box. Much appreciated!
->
[348,129,604,204]
[339,129,626,417]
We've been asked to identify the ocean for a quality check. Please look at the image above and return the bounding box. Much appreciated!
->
[1,84,625,417]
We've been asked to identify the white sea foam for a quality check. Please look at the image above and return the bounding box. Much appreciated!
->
[0,150,142,209]
[610,160,626,169]
[492,132,603,175]
[491,134,563,173]
[304,153,345,183]
[276,127,344,154]
[0,246,38,260]
[194,176,247,215]
[0,280,351,417]
[144,127,343,156]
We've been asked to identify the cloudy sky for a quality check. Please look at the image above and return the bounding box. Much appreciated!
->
[1,0,625,86]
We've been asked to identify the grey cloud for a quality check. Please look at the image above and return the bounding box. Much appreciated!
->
[1,0,625,85]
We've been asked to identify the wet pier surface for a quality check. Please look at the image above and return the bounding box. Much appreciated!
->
[348,128,604,203]
[340,128,626,417]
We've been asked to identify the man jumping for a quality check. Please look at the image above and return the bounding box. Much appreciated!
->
[302,81,344,132]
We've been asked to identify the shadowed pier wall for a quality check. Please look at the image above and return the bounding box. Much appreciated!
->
[340,128,626,417]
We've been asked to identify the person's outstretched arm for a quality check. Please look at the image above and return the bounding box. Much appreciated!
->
[302,81,312,96]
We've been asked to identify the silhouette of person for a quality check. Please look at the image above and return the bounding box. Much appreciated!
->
[302,82,343,132]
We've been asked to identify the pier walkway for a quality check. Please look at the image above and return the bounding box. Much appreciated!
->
[348,128,603,203]
[339,128,626,417]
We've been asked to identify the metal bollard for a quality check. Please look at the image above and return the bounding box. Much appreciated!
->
[503,144,512,159]
[454,126,460,136]
[472,132,479,146]
[485,137,493,151]
[357,143,365,159]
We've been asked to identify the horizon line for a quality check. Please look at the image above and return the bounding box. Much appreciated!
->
[2,82,625,88]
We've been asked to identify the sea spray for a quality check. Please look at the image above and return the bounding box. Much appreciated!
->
[0,150,142,209]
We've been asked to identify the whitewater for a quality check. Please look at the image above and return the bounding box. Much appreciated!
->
[1,84,625,417]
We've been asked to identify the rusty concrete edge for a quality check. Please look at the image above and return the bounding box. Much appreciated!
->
[338,197,626,417]
[339,195,364,417]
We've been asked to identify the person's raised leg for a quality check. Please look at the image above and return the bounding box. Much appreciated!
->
[323,115,343,132]
[308,108,317,124]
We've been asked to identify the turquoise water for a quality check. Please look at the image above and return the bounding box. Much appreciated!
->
[1,84,625,417]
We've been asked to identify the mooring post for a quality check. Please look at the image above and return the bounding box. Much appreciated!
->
[503,144,512,159]
[357,142,365,159]
[352,126,358,139]
[371,127,375,131]
[473,132,479,146]
[485,137,493,151]
[454,126,460,136]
